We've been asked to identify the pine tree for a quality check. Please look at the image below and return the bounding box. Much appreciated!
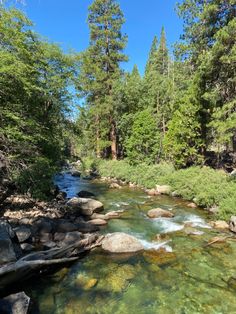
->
[79,0,127,159]
[145,36,158,75]
[155,27,169,75]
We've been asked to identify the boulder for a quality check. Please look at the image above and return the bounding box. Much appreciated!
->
[77,190,95,198]
[184,227,204,236]
[229,216,236,233]
[55,221,78,233]
[109,183,122,189]
[102,232,144,253]
[147,189,158,196]
[54,231,82,246]
[187,202,197,208]
[67,197,104,216]
[210,220,229,230]
[105,210,124,219]
[0,292,30,314]
[88,219,107,226]
[14,226,32,243]
[156,185,171,195]
[147,208,174,219]
[75,221,99,233]
[20,243,35,253]
[33,219,53,234]
[71,170,81,177]
[0,222,22,265]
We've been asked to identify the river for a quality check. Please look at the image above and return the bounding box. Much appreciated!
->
[28,172,236,313]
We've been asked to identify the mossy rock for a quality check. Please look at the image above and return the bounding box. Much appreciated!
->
[143,249,177,266]
[75,273,98,290]
[97,264,136,293]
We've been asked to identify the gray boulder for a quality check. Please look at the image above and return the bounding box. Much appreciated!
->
[229,216,236,233]
[0,222,22,265]
[0,292,30,314]
[67,197,104,216]
[102,232,144,253]
[14,226,32,243]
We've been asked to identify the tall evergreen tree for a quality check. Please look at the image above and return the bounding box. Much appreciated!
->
[79,0,127,159]
[145,36,158,75]
[155,27,169,75]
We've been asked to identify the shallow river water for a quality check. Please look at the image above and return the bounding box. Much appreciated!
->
[28,173,236,314]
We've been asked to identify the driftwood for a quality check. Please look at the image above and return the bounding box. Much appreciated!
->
[0,234,103,292]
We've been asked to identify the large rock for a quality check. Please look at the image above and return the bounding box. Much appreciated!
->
[0,292,30,314]
[54,231,82,246]
[102,232,144,253]
[14,226,32,243]
[147,208,174,219]
[229,216,236,233]
[88,219,107,226]
[67,197,104,216]
[55,221,78,233]
[0,222,22,265]
[210,220,229,230]
[156,185,171,195]
[109,183,122,189]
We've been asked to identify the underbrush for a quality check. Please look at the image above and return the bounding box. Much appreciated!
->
[84,158,236,221]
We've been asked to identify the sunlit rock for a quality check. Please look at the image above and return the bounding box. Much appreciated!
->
[147,208,174,219]
[102,232,144,253]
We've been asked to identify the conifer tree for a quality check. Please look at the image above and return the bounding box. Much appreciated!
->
[79,0,127,159]
[145,36,158,75]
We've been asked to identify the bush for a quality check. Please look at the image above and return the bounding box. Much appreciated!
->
[15,157,57,200]
[88,159,236,220]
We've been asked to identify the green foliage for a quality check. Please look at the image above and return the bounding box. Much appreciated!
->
[15,158,57,200]
[93,160,236,220]
[124,108,160,164]
[163,90,204,168]
[78,0,127,158]
[0,6,77,198]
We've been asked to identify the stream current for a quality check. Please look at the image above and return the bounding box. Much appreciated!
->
[28,172,236,314]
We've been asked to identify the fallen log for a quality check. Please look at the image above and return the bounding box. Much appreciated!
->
[0,234,103,293]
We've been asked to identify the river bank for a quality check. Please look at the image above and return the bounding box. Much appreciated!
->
[83,159,236,222]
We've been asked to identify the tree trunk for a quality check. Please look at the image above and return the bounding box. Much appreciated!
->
[95,115,101,158]
[110,117,117,160]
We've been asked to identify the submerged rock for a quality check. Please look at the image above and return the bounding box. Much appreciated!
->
[67,197,104,216]
[77,190,95,198]
[143,249,177,266]
[229,216,236,233]
[0,292,30,314]
[147,208,174,219]
[102,232,144,253]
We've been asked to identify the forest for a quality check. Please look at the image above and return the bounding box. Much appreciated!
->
[1,1,236,313]
[0,1,236,211]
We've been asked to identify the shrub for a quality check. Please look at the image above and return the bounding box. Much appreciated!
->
[88,159,236,220]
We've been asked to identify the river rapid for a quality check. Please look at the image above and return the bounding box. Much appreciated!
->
[28,173,236,314]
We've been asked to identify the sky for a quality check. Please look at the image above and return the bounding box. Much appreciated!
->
[16,0,183,76]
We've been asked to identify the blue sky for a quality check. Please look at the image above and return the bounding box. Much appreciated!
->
[17,0,183,75]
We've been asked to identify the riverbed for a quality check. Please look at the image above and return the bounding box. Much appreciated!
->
[28,173,236,313]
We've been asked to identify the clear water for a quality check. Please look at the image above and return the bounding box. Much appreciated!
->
[28,173,236,314]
